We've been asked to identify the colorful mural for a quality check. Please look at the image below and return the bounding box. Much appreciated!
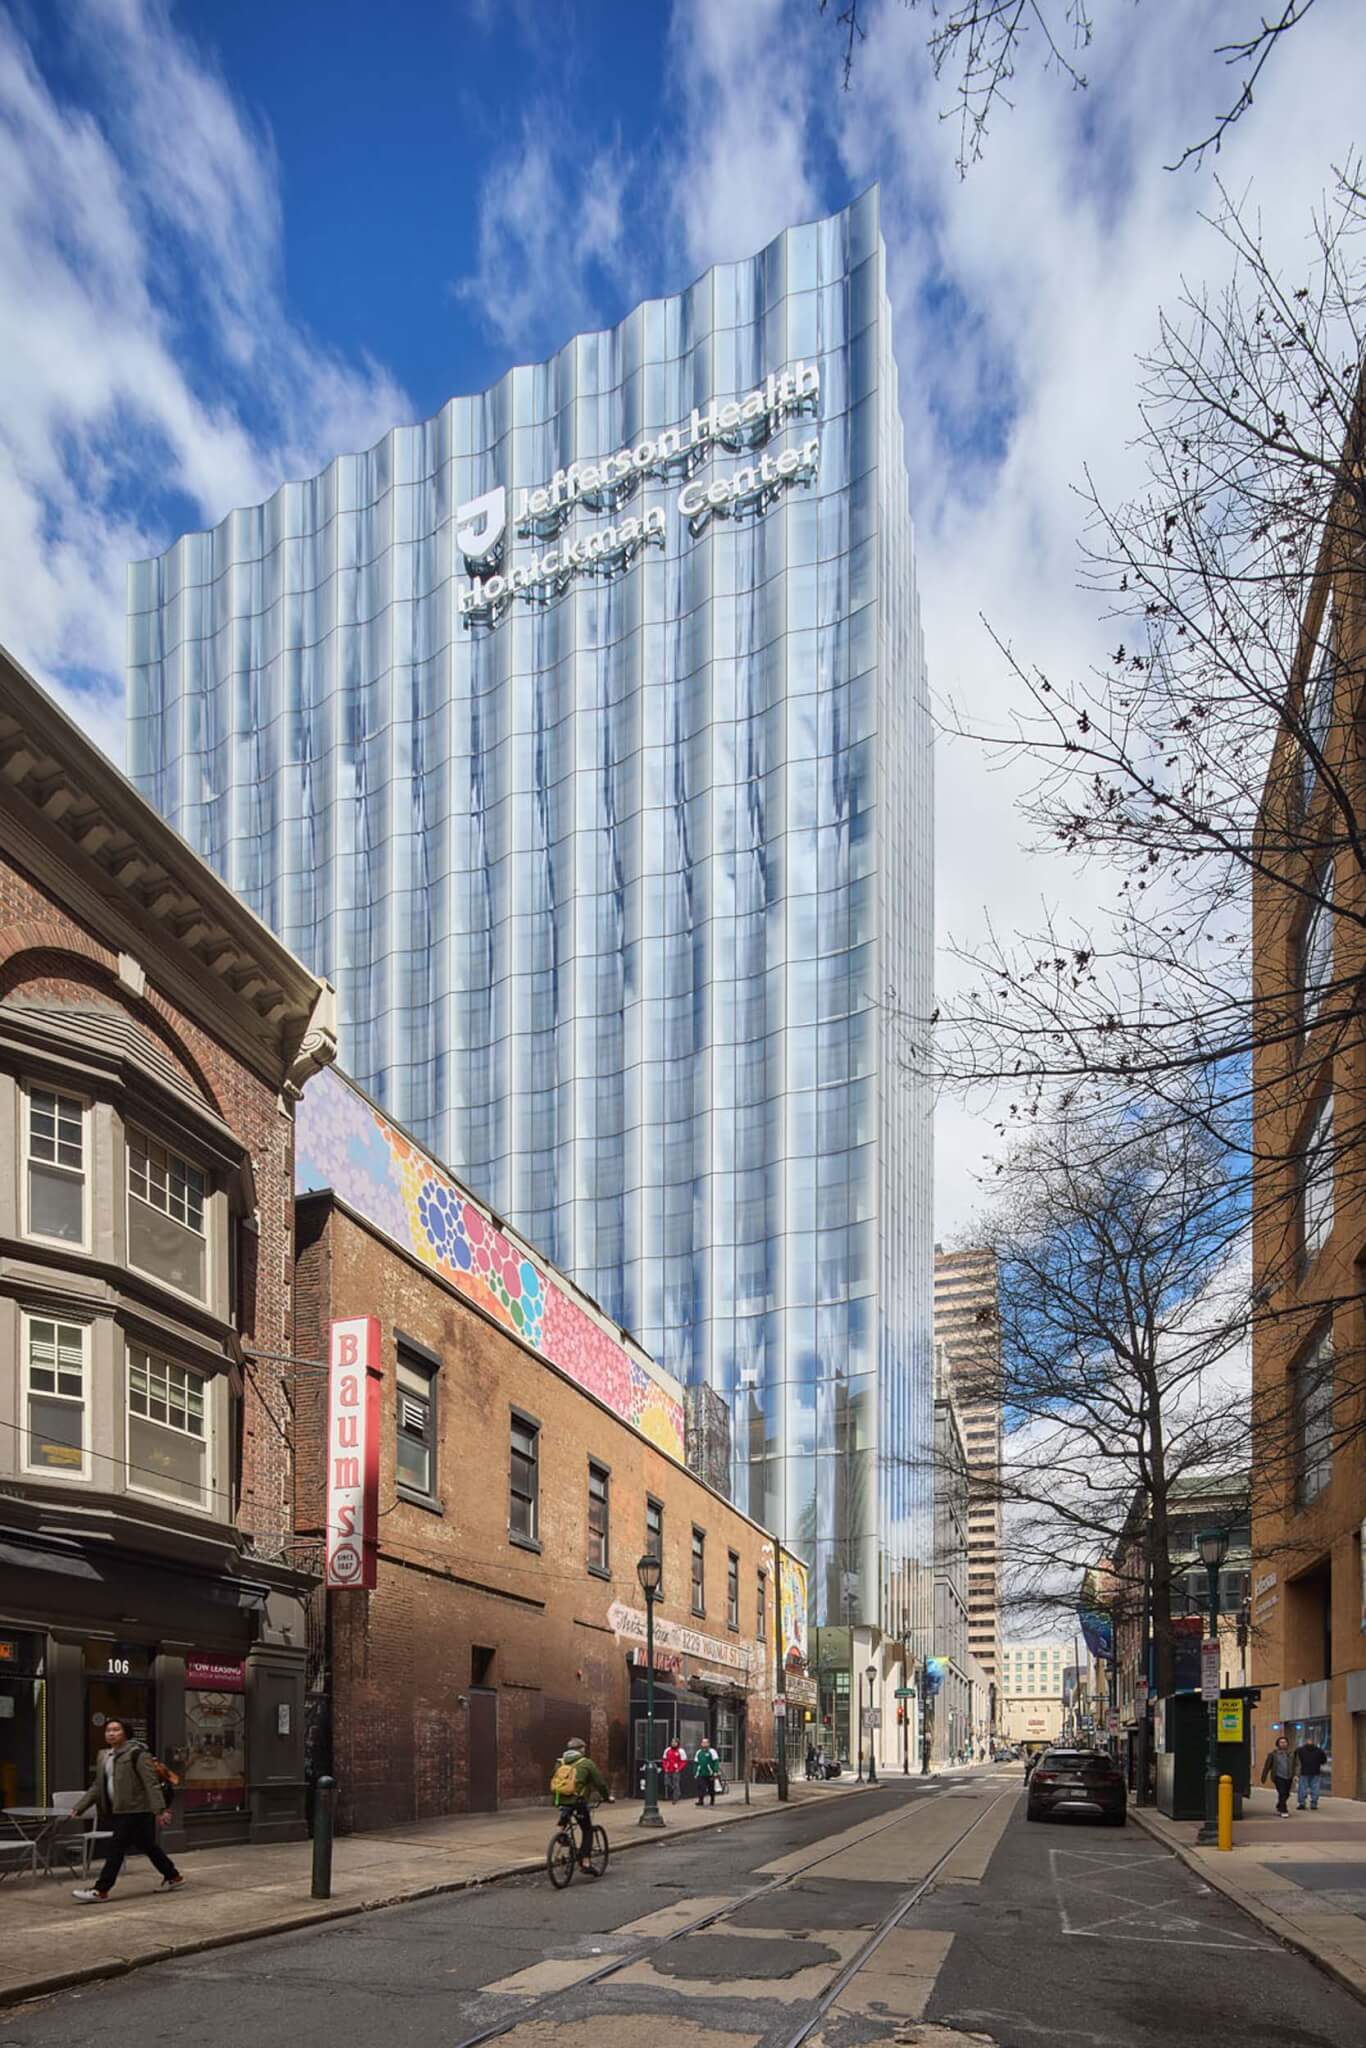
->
[296,1066,685,1460]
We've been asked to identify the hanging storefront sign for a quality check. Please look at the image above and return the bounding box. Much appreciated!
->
[325,1317,382,1589]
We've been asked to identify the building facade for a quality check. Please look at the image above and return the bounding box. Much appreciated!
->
[999,1640,1069,1747]
[931,1390,973,1763]
[0,645,335,1846]
[292,1070,789,1828]
[1250,418,1366,1797]
[128,188,934,1643]
[933,1249,1002,1694]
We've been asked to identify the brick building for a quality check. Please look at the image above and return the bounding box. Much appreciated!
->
[0,645,336,1845]
[292,1067,790,1830]
[1250,394,1366,1797]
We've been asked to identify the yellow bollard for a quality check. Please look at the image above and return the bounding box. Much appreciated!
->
[1217,1773,1234,1851]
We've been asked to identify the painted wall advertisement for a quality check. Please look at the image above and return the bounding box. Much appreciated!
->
[779,1550,809,1672]
[325,1316,382,1589]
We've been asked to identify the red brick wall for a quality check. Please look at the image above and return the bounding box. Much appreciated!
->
[294,1194,779,1832]
[0,857,298,1533]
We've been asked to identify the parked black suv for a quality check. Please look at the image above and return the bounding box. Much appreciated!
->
[1025,1748,1126,1825]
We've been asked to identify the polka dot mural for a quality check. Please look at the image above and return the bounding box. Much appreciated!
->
[296,1066,684,1458]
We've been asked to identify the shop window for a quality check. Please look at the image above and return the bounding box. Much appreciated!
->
[0,1633,47,1808]
[127,1348,210,1508]
[25,1085,87,1246]
[509,1411,540,1545]
[646,1496,664,1591]
[128,1129,207,1300]
[396,1348,437,1503]
[691,1527,706,1615]
[727,1550,740,1630]
[587,1460,610,1573]
[182,1655,247,1814]
[22,1315,88,1477]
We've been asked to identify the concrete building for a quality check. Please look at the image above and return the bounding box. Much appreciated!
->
[933,1249,1002,1699]
[0,644,335,1845]
[292,1064,793,1826]
[1250,400,1366,1795]
[931,1386,973,1763]
[999,1640,1070,1746]
[128,189,935,1651]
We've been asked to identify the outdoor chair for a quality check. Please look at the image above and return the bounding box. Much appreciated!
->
[0,1812,37,1883]
[46,1792,109,1878]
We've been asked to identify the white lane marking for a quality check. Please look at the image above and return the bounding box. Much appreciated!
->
[1049,1845,1276,1951]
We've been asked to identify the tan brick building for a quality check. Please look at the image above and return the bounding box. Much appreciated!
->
[933,1248,1002,1704]
[1250,406,1366,1799]
[0,645,335,1844]
[291,1071,789,1830]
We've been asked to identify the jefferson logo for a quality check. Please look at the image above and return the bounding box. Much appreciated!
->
[455,486,506,564]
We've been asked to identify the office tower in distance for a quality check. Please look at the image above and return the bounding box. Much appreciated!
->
[933,1247,1002,1692]
[129,189,934,1640]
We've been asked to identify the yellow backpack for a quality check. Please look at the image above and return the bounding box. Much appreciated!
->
[550,1758,580,1799]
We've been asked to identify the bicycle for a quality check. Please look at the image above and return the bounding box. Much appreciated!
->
[546,1803,610,1888]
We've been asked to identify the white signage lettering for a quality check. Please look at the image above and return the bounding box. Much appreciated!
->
[607,1599,755,1676]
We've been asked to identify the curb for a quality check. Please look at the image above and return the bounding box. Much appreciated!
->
[1128,1803,1366,2008]
[0,1781,876,2012]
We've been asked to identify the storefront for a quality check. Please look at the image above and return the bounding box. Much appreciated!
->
[0,1517,314,1848]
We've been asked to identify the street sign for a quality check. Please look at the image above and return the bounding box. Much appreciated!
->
[772,1698,787,1716]
[866,1707,882,1728]
[894,1687,915,1698]
[1107,1710,1119,1734]
[1134,1678,1149,1709]
[1201,1639,1220,1703]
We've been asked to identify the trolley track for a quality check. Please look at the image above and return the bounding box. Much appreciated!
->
[449,1775,1021,2048]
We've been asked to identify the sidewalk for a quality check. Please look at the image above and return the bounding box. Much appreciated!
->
[0,1776,868,2010]
[1130,1783,1366,2004]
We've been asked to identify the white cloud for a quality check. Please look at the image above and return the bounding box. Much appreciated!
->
[0,0,408,760]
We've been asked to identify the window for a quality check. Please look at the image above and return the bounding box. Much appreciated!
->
[1301,1093,1334,1260]
[509,1413,539,1544]
[727,1550,740,1629]
[23,1316,87,1476]
[691,1527,706,1615]
[127,1348,209,1507]
[1295,1329,1334,1506]
[1299,867,1333,1032]
[396,1350,437,1502]
[1301,604,1335,808]
[757,1569,767,1643]
[645,1496,664,1590]
[588,1461,610,1572]
[128,1131,207,1299]
[25,1087,86,1245]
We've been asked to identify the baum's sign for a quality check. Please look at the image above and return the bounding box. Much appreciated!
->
[325,1317,381,1589]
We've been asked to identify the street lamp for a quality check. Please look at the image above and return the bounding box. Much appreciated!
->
[636,1553,665,1829]
[1194,1527,1229,1846]
[866,1664,879,1784]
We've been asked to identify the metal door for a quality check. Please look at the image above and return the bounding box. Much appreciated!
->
[467,1688,498,1813]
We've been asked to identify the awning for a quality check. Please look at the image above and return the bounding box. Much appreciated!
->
[689,1671,751,1702]
[0,1536,103,1583]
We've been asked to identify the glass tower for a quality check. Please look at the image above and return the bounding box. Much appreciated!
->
[129,188,933,1640]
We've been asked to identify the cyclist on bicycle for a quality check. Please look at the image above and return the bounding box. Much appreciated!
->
[550,1737,612,1868]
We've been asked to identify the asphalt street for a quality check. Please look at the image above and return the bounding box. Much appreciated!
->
[3,1770,1362,2048]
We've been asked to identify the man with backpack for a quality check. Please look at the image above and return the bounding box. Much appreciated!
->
[550,1737,612,1868]
[71,1717,184,1902]
[1296,1736,1330,1810]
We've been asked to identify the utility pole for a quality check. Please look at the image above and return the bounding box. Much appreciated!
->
[774,1544,789,1803]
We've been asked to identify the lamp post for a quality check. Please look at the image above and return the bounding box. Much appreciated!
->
[866,1664,879,1784]
[1194,1527,1228,1847]
[636,1552,665,1828]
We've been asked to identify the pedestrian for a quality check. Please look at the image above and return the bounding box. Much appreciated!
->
[71,1718,184,1901]
[1295,1736,1329,1811]
[1260,1733,1297,1816]
[661,1738,688,1802]
[693,1738,721,1805]
[805,1743,819,1782]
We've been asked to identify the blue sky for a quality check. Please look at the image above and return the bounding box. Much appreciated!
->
[2,0,1362,1224]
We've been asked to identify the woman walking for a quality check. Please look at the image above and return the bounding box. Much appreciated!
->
[1260,1733,1297,1816]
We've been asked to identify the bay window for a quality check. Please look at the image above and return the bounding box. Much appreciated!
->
[128,1347,210,1507]
[23,1315,88,1476]
[128,1130,207,1299]
[25,1086,87,1246]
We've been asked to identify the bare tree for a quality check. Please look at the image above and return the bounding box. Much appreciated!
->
[818,0,1319,175]
[954,1088,1251,1693]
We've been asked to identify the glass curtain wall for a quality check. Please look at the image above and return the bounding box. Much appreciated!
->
[128,190,932,1639]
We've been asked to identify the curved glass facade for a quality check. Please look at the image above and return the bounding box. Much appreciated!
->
[128,189,932,1638]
